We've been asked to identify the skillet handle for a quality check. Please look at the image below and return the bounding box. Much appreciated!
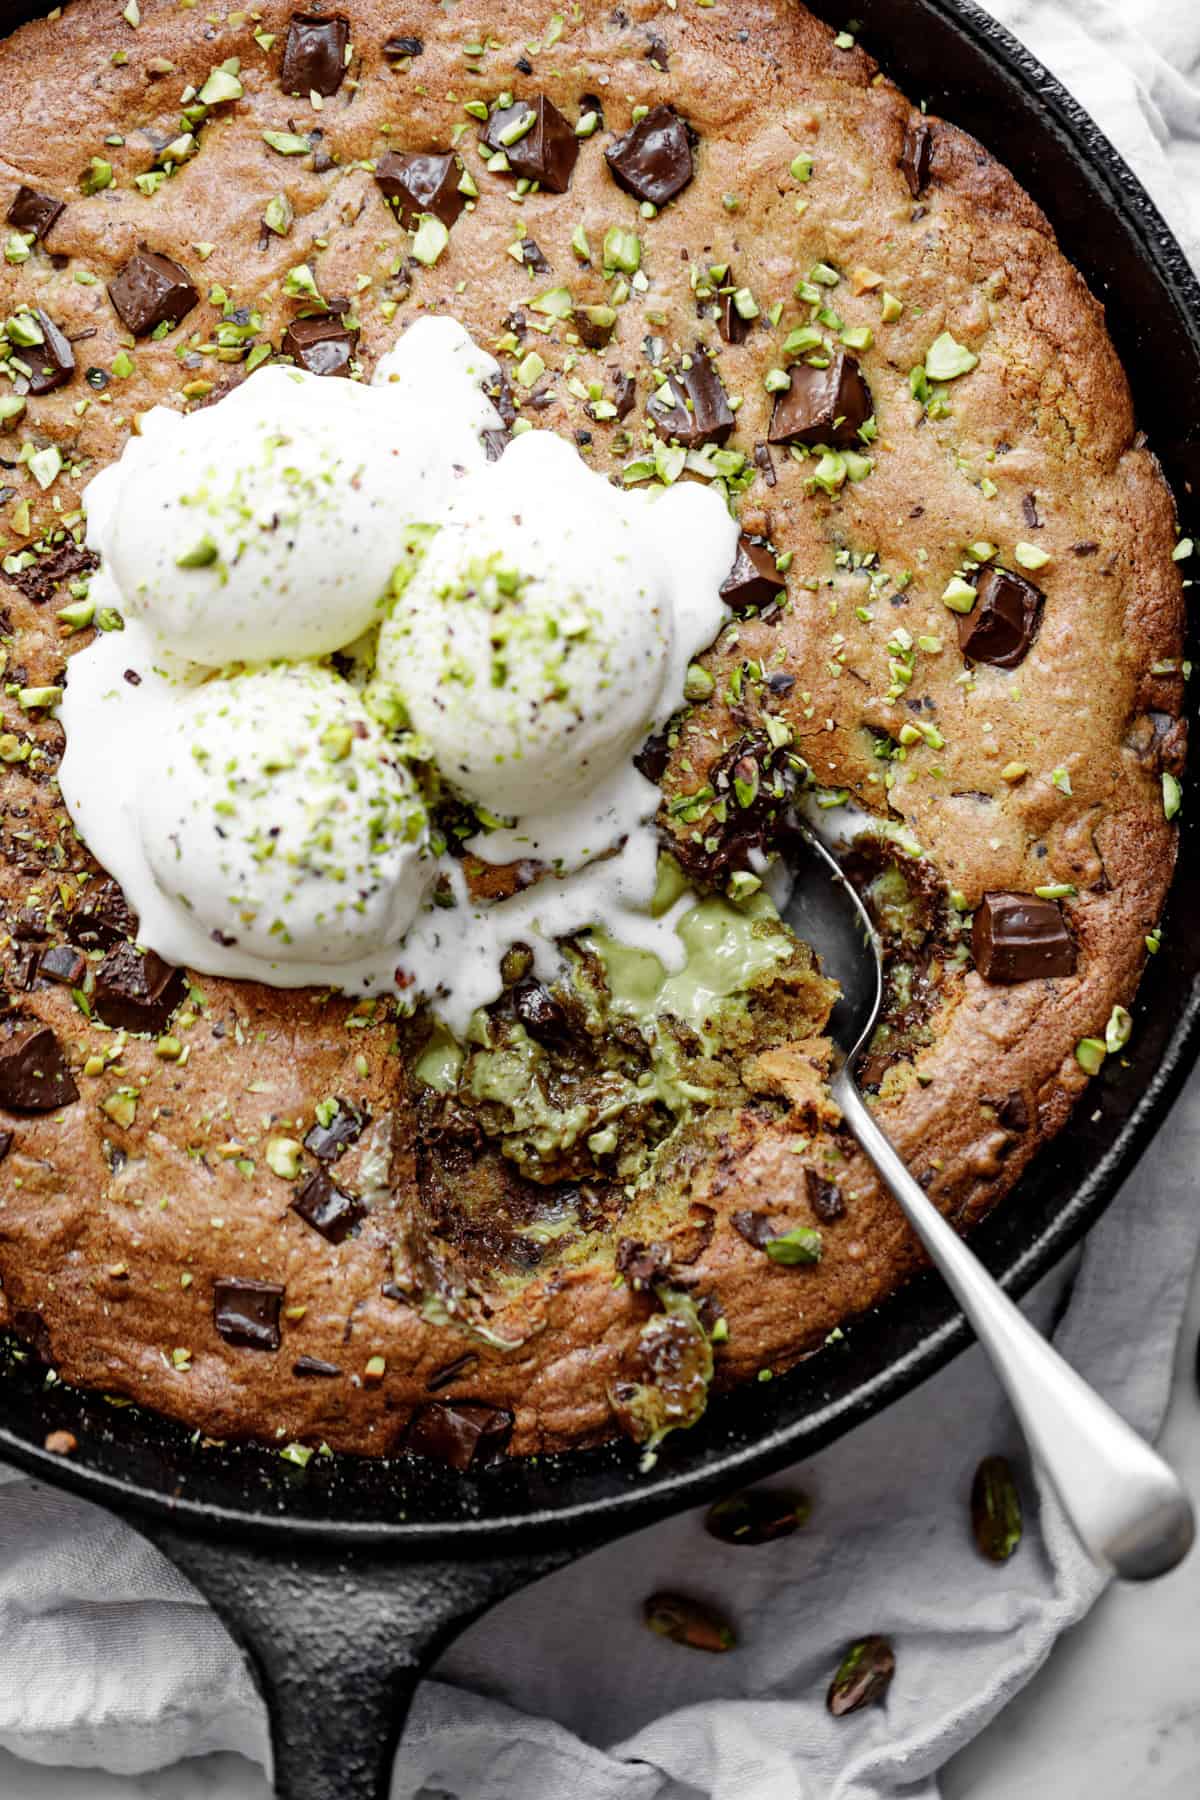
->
[141,1519,576,1800]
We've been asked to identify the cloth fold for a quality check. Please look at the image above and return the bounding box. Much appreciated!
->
[1,3,1198,1796]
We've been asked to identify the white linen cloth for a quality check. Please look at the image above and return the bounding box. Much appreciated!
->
[2,2,1198,1794]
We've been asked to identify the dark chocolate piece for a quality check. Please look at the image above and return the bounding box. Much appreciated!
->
[613,371,637,419]
[513,978,570,1046]
[805,1169,845,1222]
[426,1351,480,1392]
[899,119,933,197]
[290,1168,364,1244]
[21,310,75,396]
[731,1210,776,1249]
[373,150,466,227]
[614,1237,672,1290]
[280,12,350,97]
[768,351,873,448]
[6,185,64,242]
[4,540,97,605]
[383,33,423,58]
[280,313,358,377]
[634,728,670,784]
[303,1096,366,1160]
[994,1091,1030,1133]
[92,941,187,1033]
[73,874,137,948]
[213,1277,284,1351]
[108,249,198,337]
[753,441,777,487]
[972,893,1077,984]
[0,1129,11,1162]
[293,1354,342,1377]
[956,566,1045,670]
[0,1020,78,1112]
[720,535,786,614]
[38,943,86,987]
[403,1400,514,1470]
[483,95,578,193]
[649,349,733,449]
[482,428,509,463]
[604,104,693,207]
[518,237,549,273]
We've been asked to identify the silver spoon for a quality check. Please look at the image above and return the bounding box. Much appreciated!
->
[784,825,1194,1580]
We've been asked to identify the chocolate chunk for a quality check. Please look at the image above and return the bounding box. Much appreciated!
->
[108,249,198,337]
[634,728,670,784]
[374,150,466,227]
[7,185,64,242]
[293,1354,342,1377]
[956,566,1044,670]
[280,313,358,377]
[426,1351,480,1392]
[10,946,37,991]
[994,1090,1030,1133]
[383,33,423,58]
[21,310,75,396]
[280,12,350,97]
[290,1168,365,1244]
[615,1237,672,1291]
[719,288,751,346]
[766,670,795,695]
[0,1129,11,1161]
[513,978,570,1046]
[73,874,137,948]
[768,351,873,448]
[0,1020,78,1111]
[753,441,777,487]
[213,1277,284,1351]
[482,428,509,463]
[4,540,97,605]
[672,732,799,881]
[805,1169,845,1222]
[720,535,785,615]
[13,910,47,941]
[899,119,933,197]
[92,941,186,1033]
[518,237,550,274]
[613,371,637,420]
[403,1400,513,1470]
[649,349,733,449]
[972,893,1077,984]
[38,943,86,987]
[303,1096,366,1160]
[483,96,578,193]
[1021,491,1041,530]
[12,1308,51,1361]
[731,1210,775,1249]
[605,104,694,207]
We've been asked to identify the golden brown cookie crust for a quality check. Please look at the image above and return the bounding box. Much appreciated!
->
[0,0,1184,1458]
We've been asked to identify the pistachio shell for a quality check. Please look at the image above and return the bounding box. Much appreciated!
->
[827,1635,895,1716]
[970,1454,1023,1562]
[643,1591,736,1653]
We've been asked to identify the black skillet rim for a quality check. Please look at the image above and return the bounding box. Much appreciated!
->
[1,0,1199,1549]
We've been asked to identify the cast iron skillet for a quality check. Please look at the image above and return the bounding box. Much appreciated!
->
[0,0,1198,1794]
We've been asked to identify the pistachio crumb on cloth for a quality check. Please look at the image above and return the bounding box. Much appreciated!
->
[0,2,1198,1797]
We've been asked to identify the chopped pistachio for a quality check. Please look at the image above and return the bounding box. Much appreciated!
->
[28,446,63,490]
[765,1226,823,1265]
[198,67,244,105]
[684,663,715,701]
[570,222,591,261]
[1034,883,1075,900]
[262,129,311,155]
[603,225,641,274]
[1074,1037,1106,1077]
[515,349,545,387]
[81,157,114,195]
[575,109,599,138]
[1163,770,1182,821]
[880,290,904,322]
[1013,541,1050,572]
[790,152,814,181]
[941,575,977,613]
[1105,1005,1133,1054]
[264,193,294,236]
[177,534,218,569]
[265,1136,303,1180]
[924,330,979,381]
[18,685,62,710]
[411,214,449,266]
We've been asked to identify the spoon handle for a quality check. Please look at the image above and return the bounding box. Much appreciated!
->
[833,1068,1194,1580]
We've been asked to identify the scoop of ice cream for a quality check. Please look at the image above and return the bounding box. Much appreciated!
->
[135,664,431,965]
[376,430,680,821]
[84,318,501,668]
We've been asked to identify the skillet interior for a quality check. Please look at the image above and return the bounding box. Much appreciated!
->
[0,0,1197,1548]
